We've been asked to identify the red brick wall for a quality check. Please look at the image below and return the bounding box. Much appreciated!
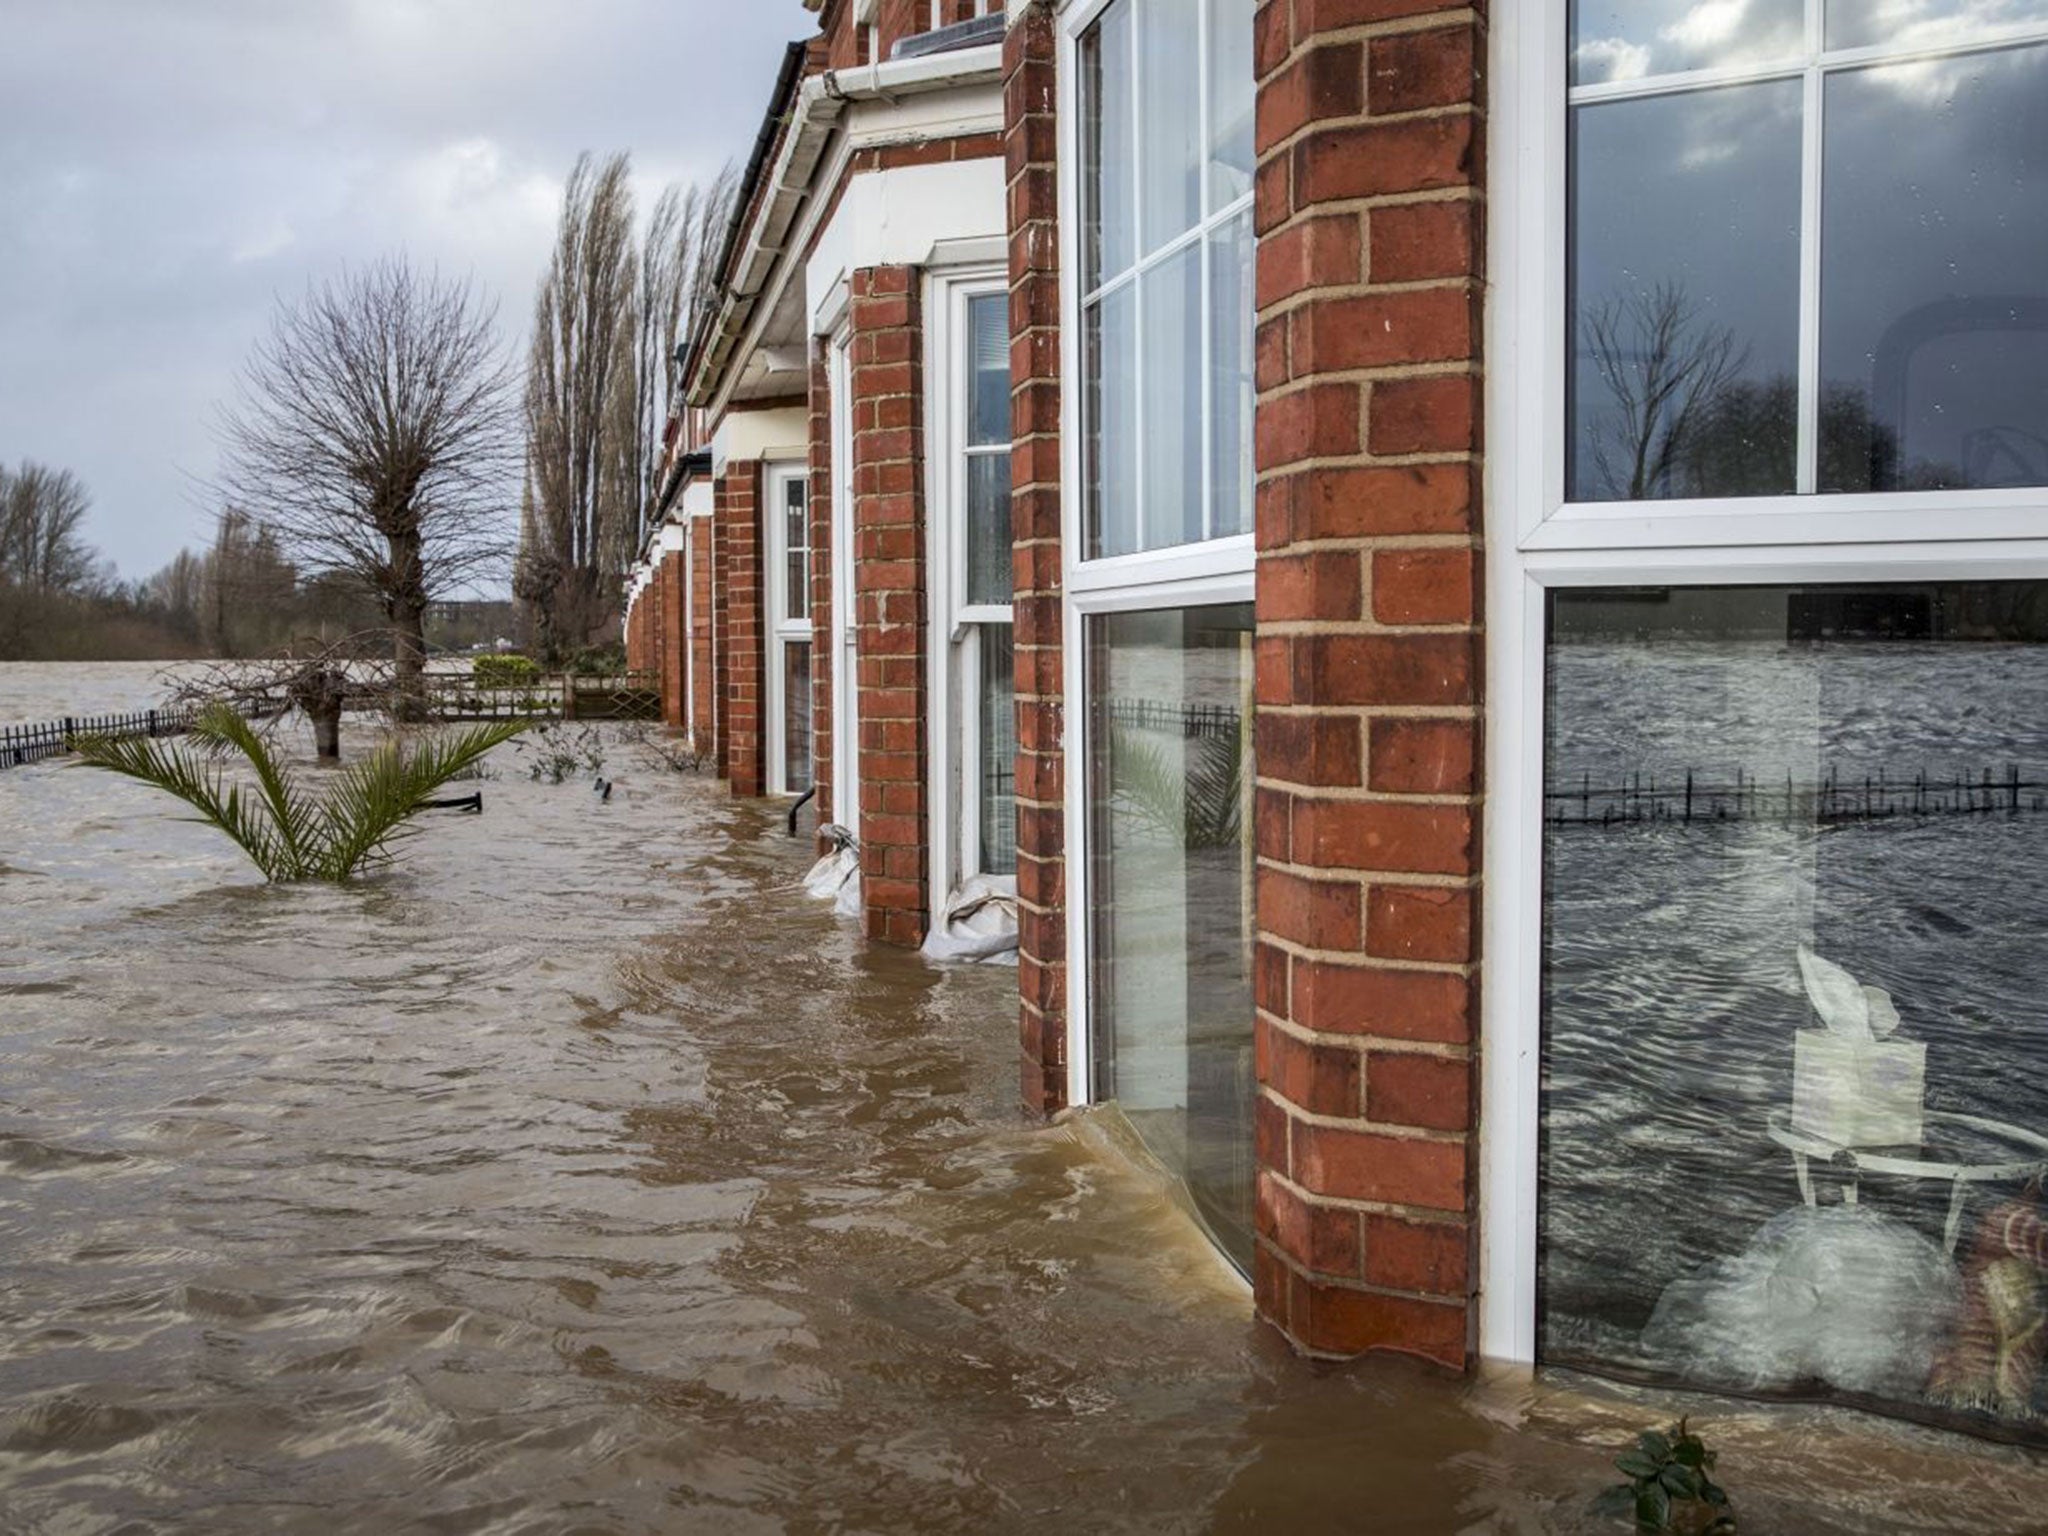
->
[1249,0,1486,1368]
[690,519,715,752]
[714,463,766,796]
[661,548,686,730]
[1005,4,1067,1116]
[809,341,837,829]
[849,265,929,947]
[823,0,983,66]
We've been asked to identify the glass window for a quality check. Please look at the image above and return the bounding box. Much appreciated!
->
[1826,0,2048,51]
[783,476,810,622]
[979,625,1017,876]
[1567,23,2048,503]
[1080,0,1258,559]
[1569,0,1803,85]
[783,641,813,796]
[1820,46,2048,492]
[1569,81,1803,501]
[1542,580,2048,1440]
[965,294,1013,607]
[1090,603,1256,1268]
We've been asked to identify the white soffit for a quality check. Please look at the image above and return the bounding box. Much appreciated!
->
[806,156,1007,332]
[712,406,811,475]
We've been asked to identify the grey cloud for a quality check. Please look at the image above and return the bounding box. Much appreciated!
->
[0,0,804,581]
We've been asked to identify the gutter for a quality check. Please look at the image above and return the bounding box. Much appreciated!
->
[681,41,1006,413]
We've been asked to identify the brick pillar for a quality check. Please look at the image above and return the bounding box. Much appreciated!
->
[1006,2,1068,1116]
[809,339,837,830]
[849,265,929,947]
[661,548,686,729]
[1249,0,1485,1367]
[690,518,715,752]
[715,463,766,796]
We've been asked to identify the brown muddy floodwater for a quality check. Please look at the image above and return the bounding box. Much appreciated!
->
[3,664,2048,1533]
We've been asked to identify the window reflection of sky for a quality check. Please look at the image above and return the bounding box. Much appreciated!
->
[1572,0,2048,84]
[1571,0,1802,84]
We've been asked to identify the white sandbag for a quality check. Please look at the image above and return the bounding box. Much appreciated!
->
[921,874,1019,964]
[1641,1205,1961,1399]
[802,824,861,918]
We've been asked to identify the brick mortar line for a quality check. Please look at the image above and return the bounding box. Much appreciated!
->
[1265,1089,1469,1145]
[1254,783,1479,808]
[1261,1011,1471,1061]
[1255,621,1480,639]
[1254,1243,1469,1316]
[1258,7,1485,70]
[1263,534,1478,555]
[1254,451,1482,482]
[1254,100,1481,164]
[1257,935,1479,974]
[1256,858,1479,890]
[1264,1167,1472,1227]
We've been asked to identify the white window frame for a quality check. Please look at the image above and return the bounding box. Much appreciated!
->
[926,264,1016,920]
[763,458,813,798]
[829,325,862,832]
[1483,1,2048,1365]
[1058,0,1259,1110]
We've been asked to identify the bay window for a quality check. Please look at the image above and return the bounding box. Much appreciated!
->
[932,277,1017,902]
[1064,0,1257,1267]
[1490,2,2048,1439]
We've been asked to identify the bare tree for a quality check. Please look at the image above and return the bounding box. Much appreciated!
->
[1583,282,1747,501]
[522,152,637,654]
[0,461,96,593]
[217,258,518,711]
[519,156,738,658]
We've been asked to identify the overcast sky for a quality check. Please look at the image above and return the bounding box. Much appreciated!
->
[0,0,807,583]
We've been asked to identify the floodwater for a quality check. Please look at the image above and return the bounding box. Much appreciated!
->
[3,663,2047,1533]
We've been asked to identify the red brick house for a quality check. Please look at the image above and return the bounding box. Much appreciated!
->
[628,0,2048,1442]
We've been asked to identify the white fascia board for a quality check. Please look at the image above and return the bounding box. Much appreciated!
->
[691,45,1004,412]
[805,156,1008,334]
[658,524,687,555]
[711,406,811,475]
[682,479,715,520]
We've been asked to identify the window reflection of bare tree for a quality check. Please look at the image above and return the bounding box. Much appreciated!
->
[1582,283,1978,498]
[1582,282,1748,500]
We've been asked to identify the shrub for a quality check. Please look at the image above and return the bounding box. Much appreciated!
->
[473,654,541,686]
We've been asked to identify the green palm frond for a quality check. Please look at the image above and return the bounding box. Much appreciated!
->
[310,721,526,881]
[73,705,527,885]
[1106,719,1247,850]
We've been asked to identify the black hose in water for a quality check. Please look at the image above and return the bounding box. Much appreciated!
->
[787,786,817,837]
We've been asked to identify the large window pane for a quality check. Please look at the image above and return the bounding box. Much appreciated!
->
[1570,81,1803,501]
[1081,0,1135,291]
[1139,0,1202,257]
[1820,45,2048,492]
[782,641,813,795]
[1543,581,2048,1441]
[1142,241,1203,550]
[1207,0,1256,209]
[965,453,1013,607]
[1827,0,2048,50]
[1090,604,1255,1270]
[1086,284,1140,558]
[1570,0,1804,84]
[979,626,1017,877]
[1207,211,1255,540]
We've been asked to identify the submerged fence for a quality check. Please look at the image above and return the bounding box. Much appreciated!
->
[2,672,663,771]
[0,704,260,771]
[1547,765,2048,828]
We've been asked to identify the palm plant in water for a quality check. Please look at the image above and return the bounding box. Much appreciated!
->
[75,704,526,883]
